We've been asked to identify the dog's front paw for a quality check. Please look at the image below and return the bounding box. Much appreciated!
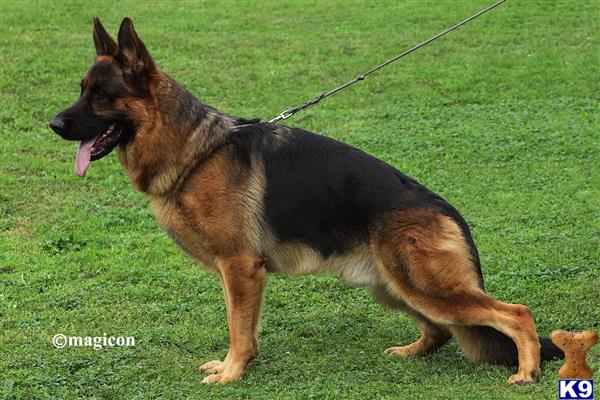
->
[384,345,414,356]
[201,372,241,384]
[200,360,226,375]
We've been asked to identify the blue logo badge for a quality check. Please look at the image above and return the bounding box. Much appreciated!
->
[558,379,594,400]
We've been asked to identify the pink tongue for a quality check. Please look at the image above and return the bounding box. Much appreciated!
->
[75,136,97,177]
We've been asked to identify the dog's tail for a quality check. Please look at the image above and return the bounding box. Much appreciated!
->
[452,325,564,365]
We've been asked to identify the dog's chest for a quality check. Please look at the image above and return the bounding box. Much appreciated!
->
[149,197,219,271]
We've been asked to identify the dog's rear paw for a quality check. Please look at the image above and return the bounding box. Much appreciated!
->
[506,369,540,385]
[200,360,226,375]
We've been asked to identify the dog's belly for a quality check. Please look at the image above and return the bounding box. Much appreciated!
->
[263,241,382,287]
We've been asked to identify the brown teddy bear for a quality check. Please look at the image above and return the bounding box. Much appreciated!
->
[551,330,598,379]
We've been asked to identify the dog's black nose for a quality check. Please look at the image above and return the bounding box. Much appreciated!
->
[50,115,66,134]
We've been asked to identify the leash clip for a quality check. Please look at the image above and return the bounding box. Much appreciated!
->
[269,109,294,123]
[279,109,293,120]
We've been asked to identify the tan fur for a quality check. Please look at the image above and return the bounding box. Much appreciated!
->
[149,148,265,267]
[372,210,481,296]
[95,55,113,63]
[262,239,381,287]
[115,74,234,196]
[371,209,542,384]
[200,253,267,383]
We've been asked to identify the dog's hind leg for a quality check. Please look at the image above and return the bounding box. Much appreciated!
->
[201,253,267,384]
[369,286,451,356]
[372,210,541,385]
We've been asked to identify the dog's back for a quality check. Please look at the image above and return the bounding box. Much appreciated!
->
[225,123,477,278]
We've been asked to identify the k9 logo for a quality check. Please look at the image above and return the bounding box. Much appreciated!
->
[559,380,594,400]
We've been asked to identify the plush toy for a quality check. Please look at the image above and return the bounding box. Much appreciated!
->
[551,330,598,379]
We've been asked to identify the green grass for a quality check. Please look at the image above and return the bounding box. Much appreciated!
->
[1,0,599,399]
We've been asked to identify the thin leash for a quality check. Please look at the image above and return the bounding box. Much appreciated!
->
[263,0,506,124]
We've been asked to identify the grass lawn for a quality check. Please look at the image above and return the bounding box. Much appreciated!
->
[1,0,598,399]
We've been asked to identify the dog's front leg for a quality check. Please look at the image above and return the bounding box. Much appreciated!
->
[201,253,267,384]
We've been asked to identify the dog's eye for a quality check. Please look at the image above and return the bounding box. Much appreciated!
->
[95,89,105,98]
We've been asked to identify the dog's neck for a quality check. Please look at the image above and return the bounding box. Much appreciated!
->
[118,71,236,196]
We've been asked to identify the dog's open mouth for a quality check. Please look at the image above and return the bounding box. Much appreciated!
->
[75,124,123,177]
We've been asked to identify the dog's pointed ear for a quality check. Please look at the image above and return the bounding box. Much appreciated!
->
[93,17,117,56]
[116,17,155,75]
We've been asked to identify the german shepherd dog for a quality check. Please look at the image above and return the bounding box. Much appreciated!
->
[50,18,563,384]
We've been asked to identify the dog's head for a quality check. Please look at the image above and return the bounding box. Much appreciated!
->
[50,17,155,177]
